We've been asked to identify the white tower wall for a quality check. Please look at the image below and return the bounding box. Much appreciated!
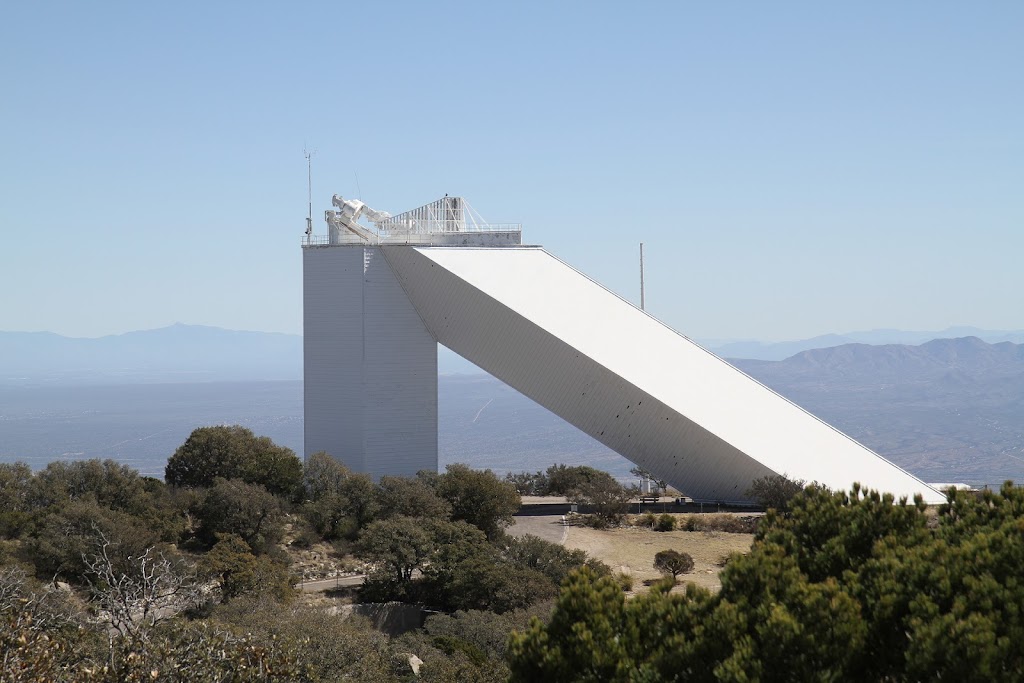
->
[303,245,437,478]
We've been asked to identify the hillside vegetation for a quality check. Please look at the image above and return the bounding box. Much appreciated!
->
[0,426,604,681]
[511,482,1024,682]
[4,425,1024,681]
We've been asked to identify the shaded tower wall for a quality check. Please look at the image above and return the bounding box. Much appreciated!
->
[302,245,437,478]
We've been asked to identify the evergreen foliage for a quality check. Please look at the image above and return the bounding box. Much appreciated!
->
[429,464,520,541]
[509,482,1024,682]
[165,425,303,498]
[745,472,806,512]
[652,549,693,580]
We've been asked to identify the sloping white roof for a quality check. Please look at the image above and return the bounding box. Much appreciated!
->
[384,245,943,504]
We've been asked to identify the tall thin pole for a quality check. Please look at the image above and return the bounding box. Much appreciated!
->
[640,242,646,311]
[304,148,315,238]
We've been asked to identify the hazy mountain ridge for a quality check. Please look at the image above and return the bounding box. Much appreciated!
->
[736,336,1024,380]
[2,325,1022,485]
[708,326,1024,361]
[731,337,1024,485]
[0,324,303,383]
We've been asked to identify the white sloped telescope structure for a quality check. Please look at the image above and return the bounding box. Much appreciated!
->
[303,196,943,504]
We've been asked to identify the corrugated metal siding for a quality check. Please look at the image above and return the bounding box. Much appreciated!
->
[304,247,366,472]
[303,246,437,479]
[362,249,437,478]
[383,246,943,504]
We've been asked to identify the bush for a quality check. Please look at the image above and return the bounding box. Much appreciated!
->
[546,464,618,496]
[509,483,1024,681]
[580,514,612,530]
[504,470,550,496]
[202,534,294,603]
[745,473,805,512]
[377,476,450,521]
[23,500,162,584]
[568,478,637,524]
[501,534,609,586]
[653,549,694,581]
[679,513,758,534]
[166,425,303,499]
[430,464,520,541]
[614,572,634,592]
[193,478,284,554]
[655,513,675,532]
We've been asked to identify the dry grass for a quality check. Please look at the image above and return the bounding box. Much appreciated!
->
[564,524,754,594]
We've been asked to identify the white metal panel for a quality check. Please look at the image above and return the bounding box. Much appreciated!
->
[304,246,366,471]
[383,246,943,504]
[362,249,438,478]
[303,245,437,479]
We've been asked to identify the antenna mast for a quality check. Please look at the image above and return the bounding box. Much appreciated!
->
[304,148,315,238]
[639,242,646,311]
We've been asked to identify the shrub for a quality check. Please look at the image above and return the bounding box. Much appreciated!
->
[581,514,612,530]
[430,464,520,541]
[504,470,550,496]
[193,478,284,554]
[545,465,618,496]
[568,478,637,524]
[745,473,806,512]
[655,513,676,532]
[166,425,303,499]
[653,549,694,581]
[614,572,634,592]
[678,513,758,534]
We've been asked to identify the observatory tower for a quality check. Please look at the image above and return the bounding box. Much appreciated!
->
[302,195,943,504]
[302,196,522,479]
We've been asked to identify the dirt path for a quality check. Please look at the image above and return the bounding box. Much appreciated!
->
[565,526,754,593]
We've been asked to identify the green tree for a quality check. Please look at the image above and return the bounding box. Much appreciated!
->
[192,478,284,554]
[302,451,351,501]
[430,464,520,540]
[165,425,302,498]
[745,473,806,512]
[500,533,609,586]
[416,521,558,613]
[503,470,549,496]
[508,566,633,682]
[377,475,452,521]
[508,482,1024,682]
[357,516,434,590]
[568,477,637,524]
[202,534,293,602]
[26,460,182,541]
[300,452,379,540]
[652,549,693,581]
[23,500,161,584]
[0,462,33,538]
[545,464,617,495]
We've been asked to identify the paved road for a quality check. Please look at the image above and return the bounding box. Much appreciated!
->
[298,575,366,593]
[508,513,567,545]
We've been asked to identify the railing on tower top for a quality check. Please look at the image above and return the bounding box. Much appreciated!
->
[303,196,520,246]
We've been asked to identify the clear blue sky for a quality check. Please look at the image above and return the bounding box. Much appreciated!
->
[2,1,1021,342]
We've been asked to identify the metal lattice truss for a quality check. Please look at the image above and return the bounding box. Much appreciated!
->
[319,196,521,246]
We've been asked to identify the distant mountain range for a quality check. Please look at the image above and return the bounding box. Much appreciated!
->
[0,324,302,384]
[705,327,1024,361]
[731,337,1024,485]
[1,325,1022,485]
[4,324,1023,384]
